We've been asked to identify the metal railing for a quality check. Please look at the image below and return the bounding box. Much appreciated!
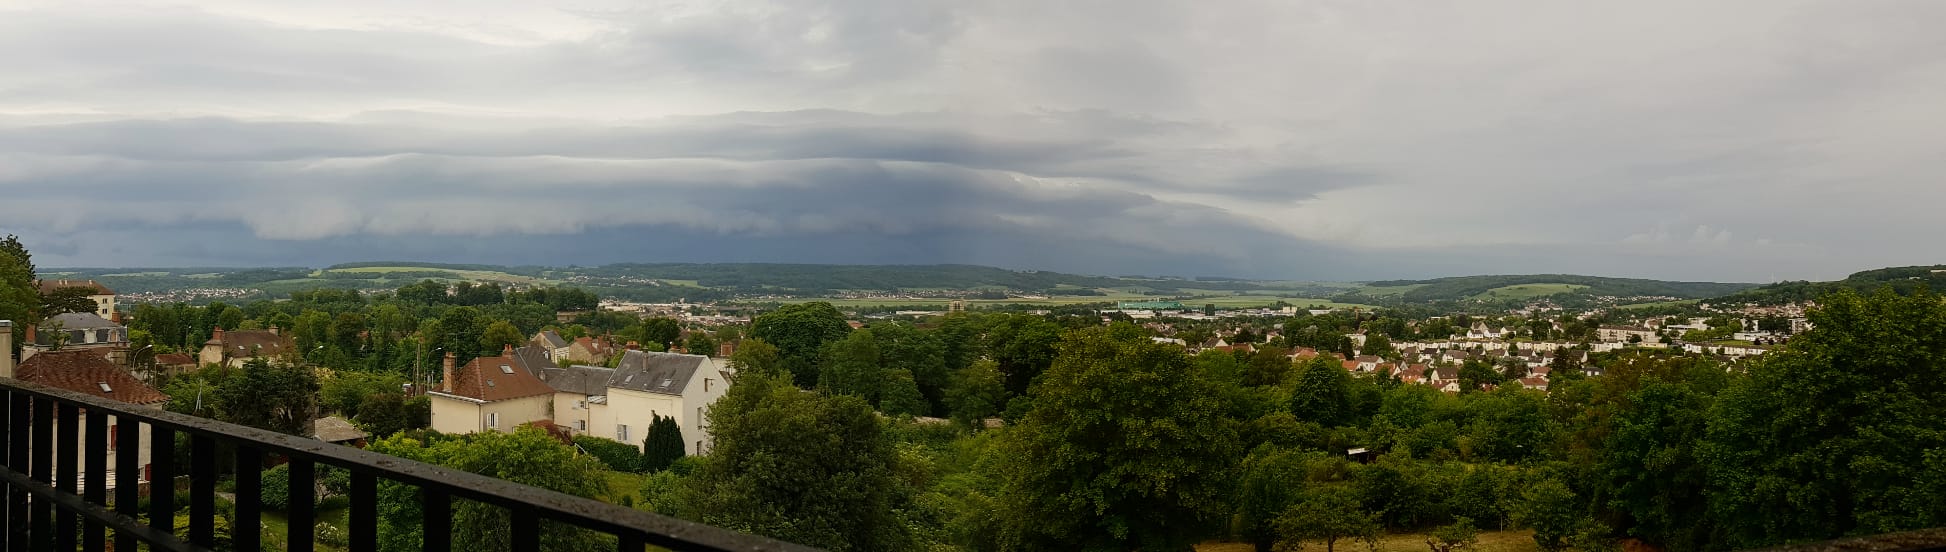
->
[0,377,818,552]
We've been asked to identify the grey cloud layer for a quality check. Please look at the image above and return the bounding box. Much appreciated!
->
[2,0,1945,280]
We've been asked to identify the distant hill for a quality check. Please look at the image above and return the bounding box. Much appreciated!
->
[1707,265,1946,305]
[1348,274,1758,303]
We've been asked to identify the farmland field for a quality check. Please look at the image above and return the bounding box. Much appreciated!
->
[1469,283,1589,300]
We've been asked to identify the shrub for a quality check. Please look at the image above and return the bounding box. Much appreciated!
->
[571,435,642,472]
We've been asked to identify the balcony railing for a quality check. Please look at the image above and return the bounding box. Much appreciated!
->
[0,377,819,551]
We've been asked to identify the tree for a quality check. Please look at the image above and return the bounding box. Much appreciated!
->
[1242,346,1295,387]
[999,328,1239,551]
[1273,487,1379,552]
[727,338,783,378]
[0,236,38,355]
[684,374,908,551]
[634,318,682,351]
[640,414,686,472]
[370,427,609,552]
[877,369,927,417]
[352,393,429,438]
[1289,357,1352,427]
[818,329,884,402]
[1236,448,1319,552]
[1599,381,1712,551]
[869,322,949,415]
[40,286,99,316]
[944,360,1008,430]
[982,314,1062,396]
[320,371,405,418]
[1205,303,1217,316]
[749,302,851,387]
[1426,517,1480,552]
[479,320,524,353]
[1360,334,1393,358]
[1701,288,1946,548]
[683,331,718,356]
[1457,359,1503,392]
[1514,477,1580,552]
[214,358,321,436]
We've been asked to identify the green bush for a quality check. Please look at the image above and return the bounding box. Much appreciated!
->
[260,464,292,511]
[571,435,642,472]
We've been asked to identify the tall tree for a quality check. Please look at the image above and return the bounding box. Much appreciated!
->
[944,359,1008,430]
[214,358,322,436]
[2,236,42,353]
[479,320,525,354]
[877,369,928,417]
[818,329,884,402]
[999,328,1239,551]
[749,302,851,387]
[40,286,99,316]
[685,374,908,551]
[639,414,685,472]
[1273,486,1379,552]
[370,427,609,552]
[727,338,783,378]
[1289,357,1352,427]
[983,314,1062,396]
[1702,287,1946,548]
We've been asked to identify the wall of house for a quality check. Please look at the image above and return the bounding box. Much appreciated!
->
[552,391,598,434]
[429,396,483,434]
[604,388,681,449]
[679,367,732,455]
[55,410,157,483]
[476,394,553,433]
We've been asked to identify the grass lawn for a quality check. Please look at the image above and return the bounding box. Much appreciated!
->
[261,499,351,551]
[598,470,648,506]
[1470,284,1589,300]
[1198,529,1538,552]
[1355,283,1429,296]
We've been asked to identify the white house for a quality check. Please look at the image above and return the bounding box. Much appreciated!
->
[538,350,734,456]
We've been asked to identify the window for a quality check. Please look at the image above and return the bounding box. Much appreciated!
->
[98,382,113,393]
[574,420,585,431]
[109,424,118,451]
[574,400,585,409]
[617,424,630,441]
[487,412,499,428]
[697,407,704,425]
[500,364,513,374]
[705,378,712,392]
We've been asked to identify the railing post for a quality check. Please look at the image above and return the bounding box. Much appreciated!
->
[289,457,316,551]
[423,488,451,552]
[234,445,261,551]
[351,470,377,551]
[29,396,51,551]
[113,419,139,551]
[148,425,174,537]
[83,405,108,551]
[510,505,540,551]
[189,434,216,546]
[55,402,78,551]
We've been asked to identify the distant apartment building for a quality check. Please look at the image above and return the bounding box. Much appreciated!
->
[38,279,117,318]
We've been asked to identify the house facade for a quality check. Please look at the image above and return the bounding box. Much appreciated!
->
[198,327,292,368]
[538,350,733,456]
[9,349,167,485]
[427,347,556,435]
[38,279,117,318]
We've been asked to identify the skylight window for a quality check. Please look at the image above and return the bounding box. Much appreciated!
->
[500,364,513,374]
[98,382,112,393]
[661,379,673,387]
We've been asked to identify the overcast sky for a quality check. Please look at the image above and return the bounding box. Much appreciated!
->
[2,0,1942,282]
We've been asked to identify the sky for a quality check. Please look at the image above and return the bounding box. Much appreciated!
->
[2,1,1944,282]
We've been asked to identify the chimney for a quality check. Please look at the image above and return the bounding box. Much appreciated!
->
[23,324,35,346]
[1,320,13,379]
[503,343,514,356]
[626,341,640,351]
[442,351,458,393]
[269,325,280,336]
[211,327,225,344]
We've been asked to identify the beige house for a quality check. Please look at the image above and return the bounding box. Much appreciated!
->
[9,348,167,485]
[531,330,572,361]
[199,327,292,368]
[538,350,733,456]
[427,346,557,435]
[38,279,117,318]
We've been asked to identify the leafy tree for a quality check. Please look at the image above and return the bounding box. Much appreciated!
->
[1457,359,1504,392]
[1242,346,1295,387]
[878,369,928,417]
[370,427,609,552]
[869,322,950,415]
[1701,287,1946,547]
[727,338,783,378]
[1236,448,1320,552]
[214,358,321,436]
[640,414,685,472]
[320,371,406,418]
[1273,486,1379,552]
[684,374,907,551]
[683,331,718,356]
[1289,357,1352,427]
[40,286,100,316]
[999,328,1239,551]
[1599,381,1711,551]
[1463,387,1550,463]
[1515,477,1580,552]
[1360,333,1393,358]
[352,393,429,438]
[818,329,884,402]
[750,302,851,387]
[479,320,524,353]
[944,360,1008,430]
[982,314,1062,396]
[1426,517,1480,552]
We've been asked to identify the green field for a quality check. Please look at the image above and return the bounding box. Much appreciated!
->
[1617,299,1701,309]
[321,266,551,284]
[1354,283,1428,296]
[755,293,1372,310]
[1469,283,1589,300]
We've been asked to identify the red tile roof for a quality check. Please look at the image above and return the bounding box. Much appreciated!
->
[36,279,114,295]
[441,353,554,402]
[16,350,166,405]
[155,353,197,366]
